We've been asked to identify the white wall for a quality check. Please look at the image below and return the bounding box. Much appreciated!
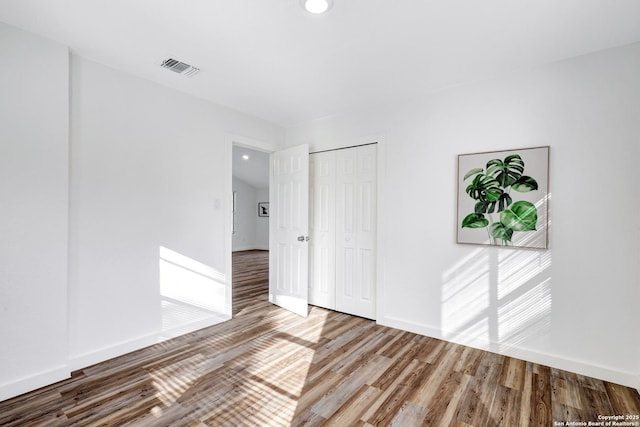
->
[255,187,270,250]
[232,177,257,251]
[0,22,284,401]
[68,56,284,368]
[232,177,269,251]
[287,42,640,388]
[0,23,69,400]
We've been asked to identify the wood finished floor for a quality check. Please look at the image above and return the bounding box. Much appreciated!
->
[1,250,639,426]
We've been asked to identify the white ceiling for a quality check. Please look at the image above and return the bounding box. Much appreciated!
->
[233,146,269,189]
[2,1,640,126]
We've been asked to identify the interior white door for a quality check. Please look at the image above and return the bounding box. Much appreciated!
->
[335,144,377,319]
[309,151,336,309]
[269,144,310,317]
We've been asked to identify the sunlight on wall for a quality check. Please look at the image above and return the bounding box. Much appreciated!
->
[497,248,550,299]
[442,237,552,353]
[159,246,229,339]
[496,248,552,352]
[498,277,551,350]
[442,250,491,346]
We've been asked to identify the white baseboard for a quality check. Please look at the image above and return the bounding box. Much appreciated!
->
[379,315,639,390]
[69,316,230,372]
[3,317,231,402]
[233,246,269,252]
[158,314,230,341]
[69,333,159,372]
[0,365,69,402]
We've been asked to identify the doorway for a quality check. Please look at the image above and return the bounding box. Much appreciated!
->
[226,138,381,321]
[231,145,271,315]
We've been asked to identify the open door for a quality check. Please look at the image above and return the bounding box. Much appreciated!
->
[269,144,310,317]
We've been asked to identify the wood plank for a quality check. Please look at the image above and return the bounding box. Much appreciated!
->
[488,384,522,426]
[499,357,527,391]
[293,370,344,417]
[387,401,430,426]
[552,401,589,426]
[455,352,503,426]
[579,385,615,419]
[365,360,430,425]
[420,370,470,426]
[360,359,424,423]
[311,353,392,418]
[551,375,584,410]
[531,366,553,426]
[453,346,484,376]
[518,364,534,426]
[604,381,640,415]
[435,372,473,426]
[407,344,460,408]
[322,384,382,426]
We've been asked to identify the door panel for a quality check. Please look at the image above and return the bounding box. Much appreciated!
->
[309,151,336,309]
[336,145,377,319]
[269,144,309,317]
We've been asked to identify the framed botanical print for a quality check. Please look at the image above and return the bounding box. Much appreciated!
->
[457,146,549,249]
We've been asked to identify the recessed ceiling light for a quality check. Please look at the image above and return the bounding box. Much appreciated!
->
[242,154,250,160]
[303,0,332,14]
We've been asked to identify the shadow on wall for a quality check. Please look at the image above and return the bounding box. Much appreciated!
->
[442,226,552,355]
[158,246,229,340]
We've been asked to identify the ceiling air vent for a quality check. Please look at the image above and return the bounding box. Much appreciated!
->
[160,58,200,77]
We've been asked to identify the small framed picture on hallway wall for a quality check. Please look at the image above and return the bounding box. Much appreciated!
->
[258,202,269,217]
[457,146,549,249]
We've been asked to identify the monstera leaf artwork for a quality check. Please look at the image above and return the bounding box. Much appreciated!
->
[457,147,549,249]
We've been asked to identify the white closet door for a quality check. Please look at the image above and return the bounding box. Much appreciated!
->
[309,151,336,309]
[336,145,377,319]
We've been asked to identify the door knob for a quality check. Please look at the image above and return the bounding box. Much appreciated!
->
[297,235,305,242]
